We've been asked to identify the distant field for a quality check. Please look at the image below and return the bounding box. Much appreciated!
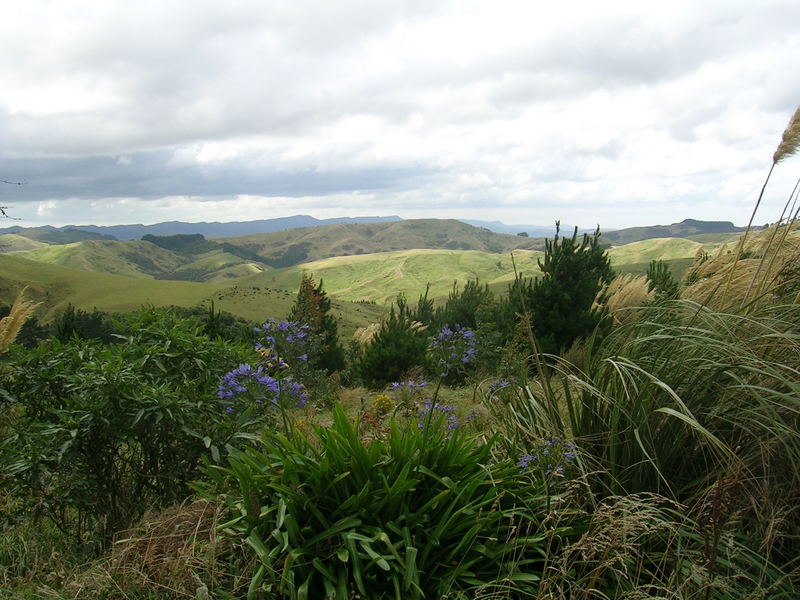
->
[239,248,547,304]
[0,255,384,334]
[0,234,48,252]
[0,234,721,328]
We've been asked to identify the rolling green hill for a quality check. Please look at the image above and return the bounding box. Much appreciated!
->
[11,240,187,279]
[0,234,48,252]
[238,248,547,304]
[603,219,751,245]
[0,255,384,336]
[10,239,271,282]
[220,219,546,268]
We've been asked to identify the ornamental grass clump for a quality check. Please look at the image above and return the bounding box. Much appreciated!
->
[203,406,565,600]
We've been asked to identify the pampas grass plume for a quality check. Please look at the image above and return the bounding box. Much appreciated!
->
[594,274,654,325]
[0,287,39,353]
[774,106,800,164]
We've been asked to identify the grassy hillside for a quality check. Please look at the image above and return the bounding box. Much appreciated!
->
[10,239,273,282]
[239,248,547,304]
[220,219,546,268]
[606,237,702,265]
[0,233,48,252]
[603,218,751,244]
[0,254,384,334]
[11,240,187,279]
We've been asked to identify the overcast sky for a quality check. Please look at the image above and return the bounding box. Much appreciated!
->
[1,0,799,230]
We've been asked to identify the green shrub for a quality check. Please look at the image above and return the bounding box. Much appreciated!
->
[527,223,614,356]
[357,296,428,388]
[0,308,250,547]
[203,406,561,600]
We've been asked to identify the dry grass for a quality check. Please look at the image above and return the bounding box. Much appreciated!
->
[594,274,655,326]
[774,106,800,165]
[60,500,251,600]
[0,286,39,353]
[352,321,381,348]
[681,225,800,309]
[352,319,426,349]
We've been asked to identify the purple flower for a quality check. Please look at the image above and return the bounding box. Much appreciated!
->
[429,324,478,377]
[418,400,458,433]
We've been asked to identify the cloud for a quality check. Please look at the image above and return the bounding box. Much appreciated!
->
[1,0,799,229]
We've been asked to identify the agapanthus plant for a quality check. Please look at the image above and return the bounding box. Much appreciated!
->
[387,378,430,416]
[217,363,307,416]
[253,318,311,371]
[517,436,579,480]
[418,400,458,436]
[429,324,477,382]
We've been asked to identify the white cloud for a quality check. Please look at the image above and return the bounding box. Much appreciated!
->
[1,0,799,229]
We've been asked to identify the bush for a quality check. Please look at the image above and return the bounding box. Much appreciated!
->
[528,223,614,355]
[289,275,345,374]
[0,308,250,547]
[357,296,428,388]
[203,406,559,599]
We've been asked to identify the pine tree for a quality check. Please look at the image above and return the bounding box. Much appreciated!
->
[645,259,680,301]
[528,223,614,355]
[357,295,428,388]
[289,274,345,374]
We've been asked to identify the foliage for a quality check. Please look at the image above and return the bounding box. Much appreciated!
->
[203,406,560,600]
[496,299,800,573]
[52,303,115,343]
[0,307,250,547]
[289,274,345,374]
[432,279,494,331]
[646,259,680,300]
[528,223,614,355]
[427,323,478,384]
[357,296,428,388]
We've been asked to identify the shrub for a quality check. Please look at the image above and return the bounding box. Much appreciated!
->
[357,296,428,388]
[203,406,560,599]
[0,308,250,547]
[289,275,345,374]
[527,223,614,355]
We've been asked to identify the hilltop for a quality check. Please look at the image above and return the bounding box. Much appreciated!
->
[602,218,752,245]
[221,219,545,267]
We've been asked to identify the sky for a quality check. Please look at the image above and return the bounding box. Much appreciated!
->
[1,0,799,230]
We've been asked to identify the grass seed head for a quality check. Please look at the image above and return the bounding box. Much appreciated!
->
[774,105,800,164]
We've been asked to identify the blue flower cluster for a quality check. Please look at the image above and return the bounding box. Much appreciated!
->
[387,378,430,416]
[517,437,578,478]
[217,363,308,414]
[488,378,513,393]
[429,324,478,378]
[254,318,310,366]
[389,379,429,393]
[418,400,458,434]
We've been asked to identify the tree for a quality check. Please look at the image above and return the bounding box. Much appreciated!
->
[289,274,344,374]
[528,222,614,355]
[357,295,428,388]
[645,259,680,301]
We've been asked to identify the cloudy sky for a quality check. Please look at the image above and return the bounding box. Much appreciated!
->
[1,0,799,230]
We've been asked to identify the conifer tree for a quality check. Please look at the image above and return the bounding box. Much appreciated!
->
[357,294,428,388]
[529,223,614,355]
[645,259,680,301]
[289,274,345,374]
